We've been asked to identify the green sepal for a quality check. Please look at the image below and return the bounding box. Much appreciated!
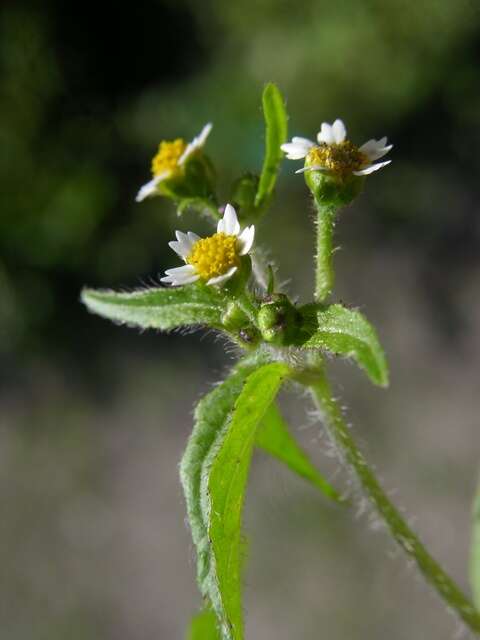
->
[301,303,389,387]
[257,293,301,345]
[305,170,364,207]
[186,609,221,640]
[254,83,288,212]
[81,282,227,331]
[160,153,216,202]
[256,402,344,503]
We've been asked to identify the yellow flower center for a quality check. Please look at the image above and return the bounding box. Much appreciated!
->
[151,139,187,177]
[307,141,368,177]
[187,233,240,281]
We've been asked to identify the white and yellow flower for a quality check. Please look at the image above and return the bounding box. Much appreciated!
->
[281,119,392,179]
[136,123,212,202]
[161,204,255,286]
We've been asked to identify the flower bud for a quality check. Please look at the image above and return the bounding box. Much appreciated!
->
[257,294,301,346]
[304,169,364,207]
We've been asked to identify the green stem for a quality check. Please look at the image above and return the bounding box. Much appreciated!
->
[314,197,337,302]
[310,373,480,633]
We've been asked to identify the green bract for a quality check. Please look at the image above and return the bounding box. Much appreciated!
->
[82,84,480,638]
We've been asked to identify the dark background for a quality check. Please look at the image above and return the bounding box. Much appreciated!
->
[1,1,480,638]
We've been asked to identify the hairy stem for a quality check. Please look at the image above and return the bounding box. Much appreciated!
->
[314,197,337,302]
[310,373,480,633]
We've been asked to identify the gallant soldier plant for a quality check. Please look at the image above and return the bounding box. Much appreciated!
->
[82,84,480,639]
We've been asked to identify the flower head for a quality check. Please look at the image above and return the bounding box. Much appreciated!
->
[161,204,255,286]
[281,119,392,179]
[136,123,212,202]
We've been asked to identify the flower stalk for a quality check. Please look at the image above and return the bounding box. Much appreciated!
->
[314,197,337,302]
[310,373,480,633]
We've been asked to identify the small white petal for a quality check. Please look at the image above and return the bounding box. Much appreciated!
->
[332,119,347,144]
[168,241,190,259]
[178,122,213,165]
[281,137,315,160]
[317,122,335,145]
[172,230,195,256]
[161,275,199,285]
[353,160,391,176]
[237,225,255,256]
[161,264,198,286]
[196,122,213,146]
[164,264,196,276]
[218,203,240,236]
[295,165,326,174]
[135,173,169,202]
[292,136,315,147]
[359,138,393,161]
[207,266,237,286]
[187,231,201,243]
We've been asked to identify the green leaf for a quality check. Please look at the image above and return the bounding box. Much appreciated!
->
[303,304,389,387]
[254,83,288,210]
[180,365,251,608]
[471,480,480,610]
[256,402,343,503]
[187,609,220,640]
[206,362,290,639]
[81,283,226,331]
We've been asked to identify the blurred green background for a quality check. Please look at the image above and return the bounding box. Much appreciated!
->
[2,0,480,638]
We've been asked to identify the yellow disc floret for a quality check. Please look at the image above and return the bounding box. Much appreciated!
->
[307,141,368,178]
[151,139,187,177]
[187,233,239,281]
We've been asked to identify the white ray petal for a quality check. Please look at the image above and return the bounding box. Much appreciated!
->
[237,225,255,255]
[164,264,196,276]
[332,119,347,144]
[218,204,240,236]
[207,266,237,286]
[135,172,169,202]
[317,122,335,145]
[172,230,195,257]
[161,274,199,285]
[359,138,393,161]
[281,138,314,159]
[295,165,326,174]
[178,122,213,165]
[168,241,190,259]
[353,160,391,176]
[187,231,201,244]
[161,264,198,286]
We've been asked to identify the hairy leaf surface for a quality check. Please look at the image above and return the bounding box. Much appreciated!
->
[255,83,288,209]
[303,304,389,387]
[257,402,343,502]
[81,283,226,331]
